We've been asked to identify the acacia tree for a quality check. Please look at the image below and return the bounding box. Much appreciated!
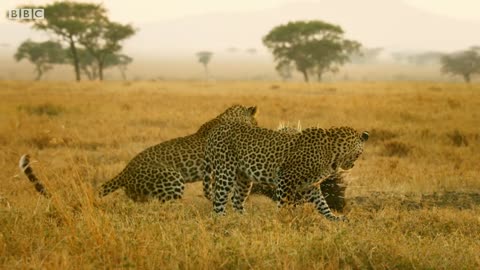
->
[78,20,135,80]
[68,48,98,80]
[263,20,360,82]
[196,51,213,80]
[441,48,480,83]
[68,49,132,80]
[16,2,107,81]
[15,40,66,80]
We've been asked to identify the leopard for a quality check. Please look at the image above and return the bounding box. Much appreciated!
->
[202,122,349,210]
[250,122,348,212]
[249,170,347,213]
[203,121,369,221]
[19,104,258,202]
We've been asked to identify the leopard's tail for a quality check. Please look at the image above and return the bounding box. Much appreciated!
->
[19,154,124,198]
[19,154,50,197]
[97,174,125,197]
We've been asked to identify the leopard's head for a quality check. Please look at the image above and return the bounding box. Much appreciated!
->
[218,104,258,126]
[334,128,369,170]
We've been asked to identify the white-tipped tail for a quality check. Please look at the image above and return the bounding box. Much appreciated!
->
[18,154,50,197]
[19,154,30,172]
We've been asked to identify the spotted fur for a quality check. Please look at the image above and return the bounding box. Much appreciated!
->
[250,171,347,212]
[19,105,258,202]
[204,122,368,221]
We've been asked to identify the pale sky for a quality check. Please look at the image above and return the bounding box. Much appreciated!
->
[1,0,292,23]
[403,0,480,21]
[1,0,480,52]
[1,0,480,23]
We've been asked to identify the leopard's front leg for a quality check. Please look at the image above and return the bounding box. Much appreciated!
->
[275,177,295,208]
[305,186,347,221]
[231,174,253,213]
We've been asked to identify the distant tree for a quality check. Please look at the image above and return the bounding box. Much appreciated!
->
[391,52,408,63]
[78,20,135,80]
[196,51,213,80]
[68,48,98,80]
[263,20,360,82]
[68,49,132,80]
[14,40,66,80]
[392,51,443,66]
[310,40,360,81]
[104,54,133,80]
[14,2,135,81]
[15,2,108,81]
[409,51,443,66]
[350,47,383,64]
[441,48,480,83]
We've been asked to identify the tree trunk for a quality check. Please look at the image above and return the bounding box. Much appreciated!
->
[82,67,93,80]
[463,73,471,83]
[69,37,81,82]
[317,72,323,82]
[98,60,104,81]
[203,64,209,81]
[301,70,309,82]
[35,64,42,81]
[92,64,98,80]
[118,66,127,80]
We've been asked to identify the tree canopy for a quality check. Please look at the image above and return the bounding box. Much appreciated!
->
[14,40,66,80]
[263,20,360,82]
[15,2,135,81]
[78,20,135,80]
[104,54,133,80]
[17,2,106,81]
[441,47,480,83]
[67,48,133,80]
[196,51,213,80]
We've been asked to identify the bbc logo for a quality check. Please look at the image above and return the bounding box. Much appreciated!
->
[7,9,45,20]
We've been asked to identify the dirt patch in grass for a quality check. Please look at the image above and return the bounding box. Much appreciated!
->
[348,191,480,211]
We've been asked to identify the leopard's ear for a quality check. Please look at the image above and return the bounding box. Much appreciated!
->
[361,131,369,142]
[248,106,258,117]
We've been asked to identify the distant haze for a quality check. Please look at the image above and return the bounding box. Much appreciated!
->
[1,0,480,53]
[1,0,479,81]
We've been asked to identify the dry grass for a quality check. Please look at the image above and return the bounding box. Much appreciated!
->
[0,80,479,269]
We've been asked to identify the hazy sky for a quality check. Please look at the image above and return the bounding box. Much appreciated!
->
[1,0,480,23]
[1,0,480,52]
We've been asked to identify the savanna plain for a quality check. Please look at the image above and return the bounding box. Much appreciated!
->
[0,80,479,269]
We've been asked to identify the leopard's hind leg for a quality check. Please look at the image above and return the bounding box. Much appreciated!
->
[122,163,185,202]
[231,172,253,213]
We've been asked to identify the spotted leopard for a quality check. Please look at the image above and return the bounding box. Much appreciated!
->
[251,122,347,212]
[204,122,368,221]
[19,105,258,202]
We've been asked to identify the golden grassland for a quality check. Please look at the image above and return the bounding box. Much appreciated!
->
[0,80,479,269]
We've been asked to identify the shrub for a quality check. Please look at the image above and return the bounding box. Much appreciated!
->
[383,141,410,157]
[17,103,65,117]
[369,128,398,143]
[447,130,468,147]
